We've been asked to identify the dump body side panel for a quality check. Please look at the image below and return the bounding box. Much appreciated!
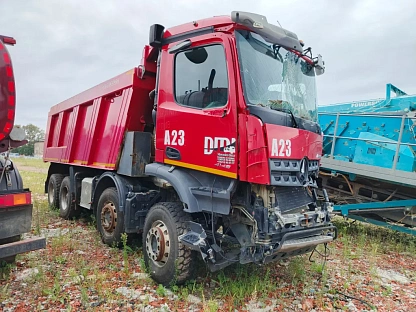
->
[44,67,155,170]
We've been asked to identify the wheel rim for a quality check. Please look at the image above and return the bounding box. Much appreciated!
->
[60,186,69,212]
[48,181,54,205]
[146,220,171,267]
[101,201,117,234]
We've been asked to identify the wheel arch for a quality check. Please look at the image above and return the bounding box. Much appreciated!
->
[44,162,69,193]
[145,163,237,214]
[91,172,132,215]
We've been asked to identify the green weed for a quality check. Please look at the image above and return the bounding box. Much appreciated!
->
[156,284,167,297]
[210,264,277,306]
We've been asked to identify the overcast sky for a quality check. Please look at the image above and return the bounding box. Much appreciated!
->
[1,0,415,129]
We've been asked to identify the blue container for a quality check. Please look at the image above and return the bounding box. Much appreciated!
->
[318,84,416,172]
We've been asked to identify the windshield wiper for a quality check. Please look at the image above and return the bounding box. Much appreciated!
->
[270,106,298,128]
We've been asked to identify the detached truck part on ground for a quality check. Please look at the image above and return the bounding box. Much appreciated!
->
[0,36,46,264]
[43,11,336,285]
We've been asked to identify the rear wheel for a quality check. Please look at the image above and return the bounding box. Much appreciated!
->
[59,176,80,219]
[97,187,125,246]
[48,174,64,209]
[143,202,196,286]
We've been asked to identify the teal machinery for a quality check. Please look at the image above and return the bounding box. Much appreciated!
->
[318,84,415,235]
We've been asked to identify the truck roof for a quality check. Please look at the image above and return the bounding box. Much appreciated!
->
[163,15,232,39]
[49,15,235,116]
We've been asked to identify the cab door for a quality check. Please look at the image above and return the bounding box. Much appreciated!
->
[155,33,238,179]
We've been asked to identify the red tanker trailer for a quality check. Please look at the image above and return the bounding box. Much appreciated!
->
[0,35,46,265]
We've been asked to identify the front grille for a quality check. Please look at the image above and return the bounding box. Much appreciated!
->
[274,186,313,212]
[270,158,319,187]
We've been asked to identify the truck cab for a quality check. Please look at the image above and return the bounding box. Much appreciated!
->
[147,11,334,271]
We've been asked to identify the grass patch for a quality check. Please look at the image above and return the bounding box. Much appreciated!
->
[11,157,50,170]
[2,157,414,310]
[17,170,46,195]
[333,217,416,255]
[206,263,278,306]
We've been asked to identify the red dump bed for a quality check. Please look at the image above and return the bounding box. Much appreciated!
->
[44,62,156,170]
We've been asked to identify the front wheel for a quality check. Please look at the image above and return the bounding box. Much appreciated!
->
[143,202,196,286]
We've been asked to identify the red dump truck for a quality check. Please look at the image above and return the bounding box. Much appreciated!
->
[0,36,46,264]
[44,11,336,285]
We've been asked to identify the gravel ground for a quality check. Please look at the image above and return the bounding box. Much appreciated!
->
[1,209,415,311]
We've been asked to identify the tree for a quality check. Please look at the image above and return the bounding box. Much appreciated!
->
[12,124,45,156]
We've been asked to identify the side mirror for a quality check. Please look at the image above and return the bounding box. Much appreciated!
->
[314,54,325,76]
[9,126,26,141]
[149,24,165,48]
[185,47,208,64]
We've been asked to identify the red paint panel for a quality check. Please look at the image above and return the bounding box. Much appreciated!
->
[265,124,322,161]
[3,52,10,64]
[156,33,238,177]
[246,115,270,185]
[49,69,136,116]
[0,39,15,142]
[8,95,14,106]
[7,109,14,120]
[46,116,55,147]
[237,114,248,181]
[44,64,155,169]
[71,102,94,163]
[163,16,232,38]
[6,65,12,77]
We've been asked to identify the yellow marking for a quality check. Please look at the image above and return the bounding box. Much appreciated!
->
[43,157,58,162]
[93,162,116,168]
[164,159,237,179]
[61,159,69,162]
[73,159,87,165]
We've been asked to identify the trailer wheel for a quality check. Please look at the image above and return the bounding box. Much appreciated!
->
[59,176,80,219]
[48,174,64,209]
[143,202,195,286]
[97,187,125,246]
[0,235,20,265]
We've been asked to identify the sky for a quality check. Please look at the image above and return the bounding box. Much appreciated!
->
[1,0,415,129]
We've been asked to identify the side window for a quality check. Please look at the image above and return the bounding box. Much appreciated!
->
[175,44,228,109]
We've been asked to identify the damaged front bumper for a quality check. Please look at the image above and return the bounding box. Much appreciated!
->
[179,220,337,272]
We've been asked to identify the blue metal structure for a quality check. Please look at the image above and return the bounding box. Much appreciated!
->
[318,84,416,235]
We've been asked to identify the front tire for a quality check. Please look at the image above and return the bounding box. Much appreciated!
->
[97,187,125,246]
[48,174,64,209]
[59,176,80,219]
[143,202,196,286]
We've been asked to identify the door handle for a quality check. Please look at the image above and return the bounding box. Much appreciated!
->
[165,147,181,160]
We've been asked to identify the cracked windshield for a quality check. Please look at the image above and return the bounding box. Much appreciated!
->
[236,29,318,122]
